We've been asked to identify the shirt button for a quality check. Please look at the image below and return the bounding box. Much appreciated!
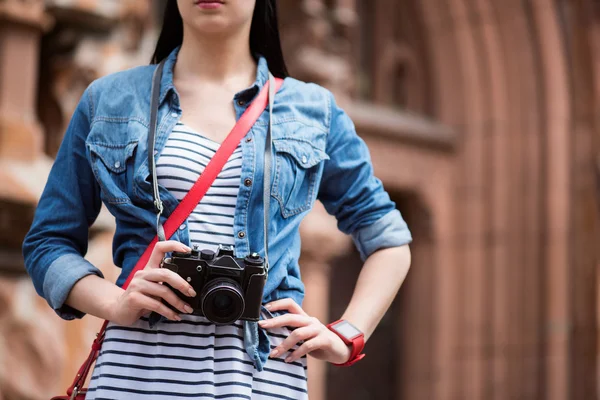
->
[245,136,252,143]
[244,178,252,187]
[171,112,178,118]
[114,161,121,169]
[238,231,246,238]
[237,99,245,106]
[179,224,186,230]
[154,150,159,155]
[301,155,308,164]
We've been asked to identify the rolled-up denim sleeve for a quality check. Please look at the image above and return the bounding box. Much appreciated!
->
[317,91,412,261]
[22,85,104,320]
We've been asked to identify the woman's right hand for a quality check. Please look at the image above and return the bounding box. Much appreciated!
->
[109,240,197,326]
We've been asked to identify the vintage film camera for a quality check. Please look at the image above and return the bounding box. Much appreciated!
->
[160,244,267,324]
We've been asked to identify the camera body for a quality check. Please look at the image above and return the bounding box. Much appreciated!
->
[161,245,267,324]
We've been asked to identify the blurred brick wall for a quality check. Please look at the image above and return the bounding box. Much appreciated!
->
[0,1,598,400]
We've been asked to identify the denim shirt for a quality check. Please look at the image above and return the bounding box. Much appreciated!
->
[22,47,412,370]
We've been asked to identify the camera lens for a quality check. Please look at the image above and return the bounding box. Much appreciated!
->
[213,294,233,311]
[200,278,244,325]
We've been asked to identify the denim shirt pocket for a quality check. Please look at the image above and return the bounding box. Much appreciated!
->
[271,137,329,218]
[87,141,139,204]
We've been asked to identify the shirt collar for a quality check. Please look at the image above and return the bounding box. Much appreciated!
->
[159,45,270,106]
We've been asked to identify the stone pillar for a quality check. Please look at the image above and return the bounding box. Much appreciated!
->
[0,0,49,161]
[0,0,53,263]
[0,4,62,399]
[299,202,352,400]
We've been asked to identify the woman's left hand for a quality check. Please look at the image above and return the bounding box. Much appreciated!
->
[258,298,351,364]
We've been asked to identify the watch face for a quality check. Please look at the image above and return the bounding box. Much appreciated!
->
[332,320,362,340]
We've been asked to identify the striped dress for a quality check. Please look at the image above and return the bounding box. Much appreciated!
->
[86,122,308,399]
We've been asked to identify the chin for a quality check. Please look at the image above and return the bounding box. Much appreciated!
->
[192,19,234,35]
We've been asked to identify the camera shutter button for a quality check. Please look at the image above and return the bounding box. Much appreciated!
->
[245,252,263,266]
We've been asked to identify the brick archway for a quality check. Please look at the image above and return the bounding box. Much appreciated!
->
[293,0,599,399]
[414,1,600,399]
[301,190,438,400]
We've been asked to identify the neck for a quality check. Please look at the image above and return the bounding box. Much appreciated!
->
[175,27,256,86]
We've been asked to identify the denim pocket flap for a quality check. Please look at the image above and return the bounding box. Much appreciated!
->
[272,139,329,169]
[88,141,138,174]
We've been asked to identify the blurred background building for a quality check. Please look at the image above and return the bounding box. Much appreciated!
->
[0,0,599,399]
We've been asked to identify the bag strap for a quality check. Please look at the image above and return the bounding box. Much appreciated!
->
[149,60,167,241]
[263,72,276,271]
[64,61,283,399]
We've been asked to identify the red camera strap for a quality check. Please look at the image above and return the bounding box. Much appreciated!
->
[53,63,283,399]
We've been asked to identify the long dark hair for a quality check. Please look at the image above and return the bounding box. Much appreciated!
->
[151,0,288,78]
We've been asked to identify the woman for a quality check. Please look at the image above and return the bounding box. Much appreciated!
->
[23,0,412,398]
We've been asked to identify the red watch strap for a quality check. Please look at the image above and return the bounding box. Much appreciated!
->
[334,334,365,367]
[327,319,366,367]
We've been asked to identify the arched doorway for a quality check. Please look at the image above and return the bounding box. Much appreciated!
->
[326,191,434,400]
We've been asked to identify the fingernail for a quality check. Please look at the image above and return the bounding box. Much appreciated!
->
[265,303,272,310]
[258,320,267,327]
[270,349,279,358]
[184,304,193,314]
[174,315,182,321]
[285,356,292,363]
[188,288,197,297]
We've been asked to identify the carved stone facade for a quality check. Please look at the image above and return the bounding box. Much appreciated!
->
[0,1,598,399]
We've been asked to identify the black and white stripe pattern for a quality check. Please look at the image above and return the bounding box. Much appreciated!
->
[86,315,308,399]
[86,123,308,399]
[156,122,241,250]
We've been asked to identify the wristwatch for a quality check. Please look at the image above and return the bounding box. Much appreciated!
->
[326,319,366,366]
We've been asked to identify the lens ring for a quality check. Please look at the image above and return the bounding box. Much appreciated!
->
[200,278,244,325]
